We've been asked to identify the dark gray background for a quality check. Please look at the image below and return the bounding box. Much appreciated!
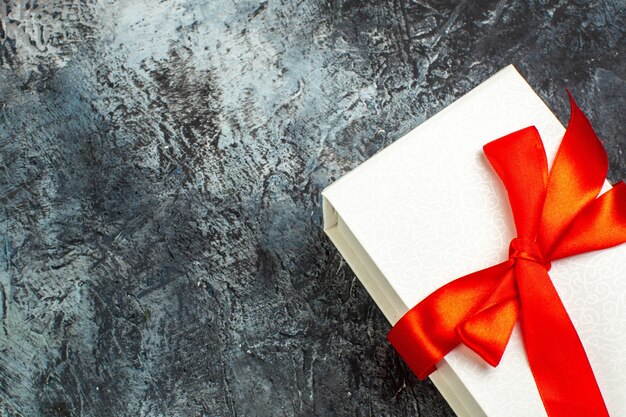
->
[0,1,624,416]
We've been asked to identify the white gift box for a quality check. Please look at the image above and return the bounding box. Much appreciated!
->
[321,65,626,417]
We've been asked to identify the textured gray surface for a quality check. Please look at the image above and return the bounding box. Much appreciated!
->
[0,1,624,416]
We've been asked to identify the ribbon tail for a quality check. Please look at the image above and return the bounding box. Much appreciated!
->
[388,261,511,379]
[516,260,609,417]
[458,267,519,367]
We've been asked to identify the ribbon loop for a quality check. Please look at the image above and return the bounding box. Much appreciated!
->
[483,127,548,238]
[538,93,609,255]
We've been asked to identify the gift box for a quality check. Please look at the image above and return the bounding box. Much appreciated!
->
[321,65,626,417]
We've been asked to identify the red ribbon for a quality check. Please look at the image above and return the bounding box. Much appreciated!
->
[388,93,626,417]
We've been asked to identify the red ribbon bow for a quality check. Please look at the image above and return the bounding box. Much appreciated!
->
[388,94,626,417]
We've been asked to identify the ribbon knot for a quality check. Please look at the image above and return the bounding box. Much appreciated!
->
[508,237,550,270]
[388,94,626,417]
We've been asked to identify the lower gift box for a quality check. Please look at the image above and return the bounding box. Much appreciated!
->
[321,65,626,417]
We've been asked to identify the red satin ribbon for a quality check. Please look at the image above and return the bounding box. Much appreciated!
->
[388,93,626,417]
